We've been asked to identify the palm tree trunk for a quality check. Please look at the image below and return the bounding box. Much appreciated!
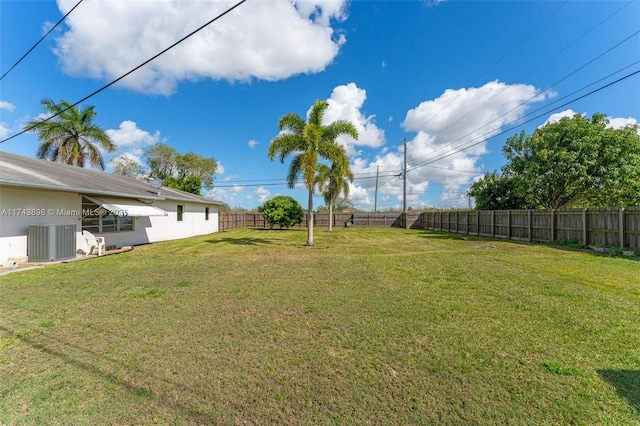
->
[307,188,314,246]
[328,201,333,231]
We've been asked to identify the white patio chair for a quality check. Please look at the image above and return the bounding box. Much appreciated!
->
[82,230,106,256]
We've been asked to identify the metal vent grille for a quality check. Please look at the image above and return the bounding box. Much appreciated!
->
[28,224,76,262]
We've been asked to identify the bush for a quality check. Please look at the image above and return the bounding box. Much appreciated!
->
[258,196,304,229]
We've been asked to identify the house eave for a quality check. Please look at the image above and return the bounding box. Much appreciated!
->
[0,180,164,201]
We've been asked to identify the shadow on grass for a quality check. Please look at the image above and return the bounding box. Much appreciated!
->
[0,322,218,423]
[597,370,640,414]
[416,230,482,241]
[208,228,308,245]
[417,230,640,260]
[205,237,275,245]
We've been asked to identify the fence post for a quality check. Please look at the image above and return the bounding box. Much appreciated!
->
[466,210,470,235]
[528,209,533,242]
[582,208,588,246]
[507,210,512,240]
[452,211,456,233]
[550,209,555,242]
[620,207,626,249]
[491,211,495,238]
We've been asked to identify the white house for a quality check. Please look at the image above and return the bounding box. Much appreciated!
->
[0,151,227,265]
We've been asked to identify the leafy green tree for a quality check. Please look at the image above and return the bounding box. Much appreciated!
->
[503,113,640,208]
[258,196,304,229]
[315,150,353,231]
[268,100,358,245]
[334,197,355,212]
[111,155,146,178]
[164,175,203,194]
[25,98,115,170]
[144,143,217,195]
[468,171,528,210]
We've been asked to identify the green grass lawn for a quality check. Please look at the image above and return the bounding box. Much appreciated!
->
[1,227,639,425]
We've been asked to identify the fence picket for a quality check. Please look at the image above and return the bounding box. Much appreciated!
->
[421,208,639,251]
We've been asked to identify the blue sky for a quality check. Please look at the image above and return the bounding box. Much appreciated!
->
[1,0,639,210]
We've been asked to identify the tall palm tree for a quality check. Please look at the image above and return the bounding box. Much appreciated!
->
[268,100,357,246]
[24,98,115,170]
[316,151,353,231]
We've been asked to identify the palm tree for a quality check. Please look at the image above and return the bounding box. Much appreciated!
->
[24,98,115,170]
[268,100,357,246]
[316,151,353,231]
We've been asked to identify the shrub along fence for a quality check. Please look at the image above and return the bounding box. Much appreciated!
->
[422,207,640,251]
[219,212,423,232]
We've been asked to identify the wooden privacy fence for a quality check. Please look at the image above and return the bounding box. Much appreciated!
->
[422,207,640,251]
[219,212,423,232]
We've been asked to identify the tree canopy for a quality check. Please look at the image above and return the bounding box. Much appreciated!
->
[258,196,304,229]
[25,98,115,170]
[144,143,218,195]
[111,155,146,178]
[468,172,528,211]
[470,113,640,209]
[268,100,357,245]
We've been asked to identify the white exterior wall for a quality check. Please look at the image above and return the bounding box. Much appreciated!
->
[100,200,219,248]
[0,187,84,263]
[0,186,220,264]
[145,200,219,242]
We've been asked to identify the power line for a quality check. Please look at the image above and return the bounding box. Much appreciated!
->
[0,0,248,144]
[0,0,84,81]
[408,27,640,166]
[215,182,291,188]
[409,57,640,168]
[416,0,569,130]
[214,172,401,188]
[414,0,637,165]
[407,68,640,173]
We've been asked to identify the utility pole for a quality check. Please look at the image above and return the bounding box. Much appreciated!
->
[374,165,379,213]
[403,138,407,228]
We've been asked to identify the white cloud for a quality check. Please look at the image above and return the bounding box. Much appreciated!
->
[0,101,16,112]
[540,109,639,133]
[105,120,163,162]
[350,80,550,209]
[606,116,638,130]
[106,120,161,149]
[0,101,16,139]
[110,152,144,166]
[347,183,373,207]
[248,139,259,149]
[0,123,9,139]
[323,82,385,155]
[54,0,349,95]
[540,109,580,127]
[255,186,271,203]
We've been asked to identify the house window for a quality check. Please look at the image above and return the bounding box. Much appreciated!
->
[205,207,210,221]
[177,205,183,221]
[82,197,134,233]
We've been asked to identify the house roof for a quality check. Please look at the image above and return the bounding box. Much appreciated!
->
[0,151,226,206]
